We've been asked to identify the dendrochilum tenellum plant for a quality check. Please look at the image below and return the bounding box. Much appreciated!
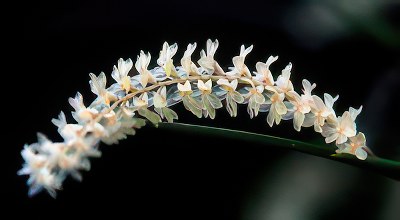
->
[18,39,400,198]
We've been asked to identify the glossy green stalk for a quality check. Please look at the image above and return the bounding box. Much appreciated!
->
[157,122,400,181]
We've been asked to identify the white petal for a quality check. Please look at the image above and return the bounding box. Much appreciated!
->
[355,147,368,160]
[275,101,287,115]
[336,134,348,145]
[265,55,278,67]
[325,133,339,143]
[324,93,339,109]
[293,111,305,131]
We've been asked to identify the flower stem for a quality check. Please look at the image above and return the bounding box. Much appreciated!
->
[157,122,400,181]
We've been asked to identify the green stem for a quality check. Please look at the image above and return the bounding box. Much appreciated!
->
[157,122,400,181]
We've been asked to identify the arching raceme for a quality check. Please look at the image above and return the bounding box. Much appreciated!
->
[18,39,370,198]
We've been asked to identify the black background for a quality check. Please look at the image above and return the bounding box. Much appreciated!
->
[5,0,400,219]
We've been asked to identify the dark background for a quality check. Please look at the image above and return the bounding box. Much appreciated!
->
[5,0,400,219]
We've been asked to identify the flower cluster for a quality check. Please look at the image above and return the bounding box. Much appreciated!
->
[19,39,369,197]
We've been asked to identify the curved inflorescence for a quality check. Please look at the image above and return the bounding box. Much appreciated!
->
[19,39,370,197]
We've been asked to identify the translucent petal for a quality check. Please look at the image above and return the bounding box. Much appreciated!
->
[267,108,275,127]
[321,124,337,137]
[207,94,223,109]
[314,122,322,133]
[275,102,287,115]
[226,96,237,117]
[153,92,166,108]
[258,103,270,113]
[233,56,245,71]
[198,57,214,74]
[162,107,178,123]
[70,170,83,182]
[312,95,326,110]
[325,133,339,143]
[254,93,265,104]
[336,134,348,145]
[183,97,202,118]
[138,108,161,125]
[355,147,368,160]
[293,111,305,131]
[349,106,363,121]
[282,111,294,120]
[302,113,315,127]
[275,113,282,125]
[231,91,244,103]
[28,185,43,198]
[324,93,339,109]
[203,97,216,119]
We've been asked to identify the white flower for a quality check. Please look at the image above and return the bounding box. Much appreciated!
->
[110,58,134,93]
[217,79,244,117]
[198,39,225,75]
[322,111,357,145]
[304,93,338,132]
[68,92,99,123]
[286,91,312,131]
[157,42,178,77]
[18,144,60,198]
[154,87,167,109]
[253,55,278,86]
[197,79,212,93]
[133,92,149,108]
[89,72,117,106]
[177,80,192,95]
[266,91,287,127]
[243,85,265,118]
[135,51,156,87]
[300,79,316,104]
[37,133,86,180]
[275,63,294,93]
[226,45,253,78]
[181,43,200,76]
[197,79,222,119]
[153,86,179,123]
[336,132,368,160]
[178,80,203,117]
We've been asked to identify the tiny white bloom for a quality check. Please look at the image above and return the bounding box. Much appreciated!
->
[197,79,212,94]
[133,92,149,108]
[198,39,225,75]
[181,43,200,75]
[89,72,117,106]
[243,85,265,118]
[157,42,178,77]
[68,93,99,122]
[275,63,294,93]
[111,58,133,93]
[337,132,368,160]
[286,91,312,131]
[18,144,61,198]
[322,111,357,145]
[197,80,222,119]
[301,79,316,104]
[305,93,339,132]
[253,55,278,86]
[154,87,167,109]
[153,87,179,122]
[216,78,238,92]
[217,79,244,117]
[135,51,156,87]
[266,91,287,127]
[177,80,192,94]
[226,45,253,78]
